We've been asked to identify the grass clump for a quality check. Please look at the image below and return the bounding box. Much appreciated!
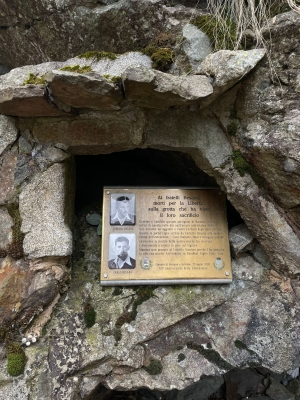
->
[6,342,26,377]
[83,304,96,328]
[232,150,263,186]
[192,15,237,51]
[23,73,46,85]
[6,204,24,259]
[60,65,92,74]
[78,51,117,61]
[103,74,121,84]
[143,358,163,375]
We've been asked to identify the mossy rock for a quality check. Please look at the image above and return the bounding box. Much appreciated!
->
[78,51,117,61]
[232,150,263,186]
[143,358,163,375]
[84,305,96,328]
[60,65,92,74]
[6,342,26,377]
[227,121,238,136]
[23,73,46,85]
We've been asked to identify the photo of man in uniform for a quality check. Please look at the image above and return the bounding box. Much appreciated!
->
[110,194,136,226]
[108,235,136,269]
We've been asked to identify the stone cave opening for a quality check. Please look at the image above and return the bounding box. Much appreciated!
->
[74,148,243,229]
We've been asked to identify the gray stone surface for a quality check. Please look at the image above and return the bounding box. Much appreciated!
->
[229,223,255,256]
[0,145,18,204]
[267,377,295,400]
[196,49,265,108]
[0,115,18,155]
[0,208,13,249]
[0,0,183,69]
[19,163,73,258]
[181,23,212,69]
[122,66,213,109]
[47,70,124,111]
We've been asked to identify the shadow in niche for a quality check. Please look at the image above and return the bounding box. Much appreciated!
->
[75,148,242,227]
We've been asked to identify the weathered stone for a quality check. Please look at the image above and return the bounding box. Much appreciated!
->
[145,109,232,170]
[196,49,266,108]
[165,375,224,400]
[288,379,300,396]
[225,368,264,399]
[19,163,73,258]
[123,66,213,109]
[34,143,69,171]
[0,0,181,69]
[229,223,255,256]
[14,154,39,187]
[0,145,18,204]
[0,208,13,249]
[20,108,145,154]
[0,256,67,326]
[0,115,18,155]
[267,377,295,400]
[0,85,68,117]
[181,23,212,69]
[19,130,33,155]
[47,70,124,111]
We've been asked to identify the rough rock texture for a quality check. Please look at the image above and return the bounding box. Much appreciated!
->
[0,115,18,155]
[196,49,266,108]
[0,145,18,204]
[0,256,68,326]
[0,208,13,249]
[122,66,213,109]
[47,71,124,111]
[0,0,195,69]
[181,23,212,69]
[19,163,73,258]
[0,5,300,400]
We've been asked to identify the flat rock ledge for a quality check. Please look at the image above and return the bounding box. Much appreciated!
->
[0,49,265,116]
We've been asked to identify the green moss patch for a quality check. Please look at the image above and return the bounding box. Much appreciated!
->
[6,342,26,377]
[83,304,96,328]
[23,73,46,85]
[186,341,233,371]
[177,353,186,362]
[143,358,163,375]
[78,51,117,61]
[232,150,263,186]
[60,65,92,74]
[6,204,24,259]
[143,32,176,72]
[227,121,238,136]
[191,15,237,51]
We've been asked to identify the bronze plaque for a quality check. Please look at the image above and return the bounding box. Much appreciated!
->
[100,187,232,285]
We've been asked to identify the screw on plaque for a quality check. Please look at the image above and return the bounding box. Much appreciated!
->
[106,191,110,195]
[104,273,108,278]
[225,271,230,276]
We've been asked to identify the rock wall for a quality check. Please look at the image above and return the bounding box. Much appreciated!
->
[0,2,300,399]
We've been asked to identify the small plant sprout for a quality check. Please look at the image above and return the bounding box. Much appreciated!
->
[86,213,102,236]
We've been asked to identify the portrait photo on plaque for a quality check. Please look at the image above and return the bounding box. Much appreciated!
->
[110,193,136,226]
[108,233,136,269]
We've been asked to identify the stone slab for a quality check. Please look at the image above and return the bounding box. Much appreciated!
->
[0,208,13,249]
[0,115,18,155]
[47,70,124,111]
[19,163,73,258]
[122,66,213,109]
[0,145,18,204]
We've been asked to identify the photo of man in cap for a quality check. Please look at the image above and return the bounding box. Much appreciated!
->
[110,194,136,226]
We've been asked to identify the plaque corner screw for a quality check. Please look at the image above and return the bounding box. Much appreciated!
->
[225,271,230,276]
[106,191,110,195]
[104,273,108,278]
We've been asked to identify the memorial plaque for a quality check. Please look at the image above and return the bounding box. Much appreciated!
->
[100,187,232,285]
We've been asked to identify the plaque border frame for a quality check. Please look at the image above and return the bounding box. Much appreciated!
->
[100,186,232,286]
